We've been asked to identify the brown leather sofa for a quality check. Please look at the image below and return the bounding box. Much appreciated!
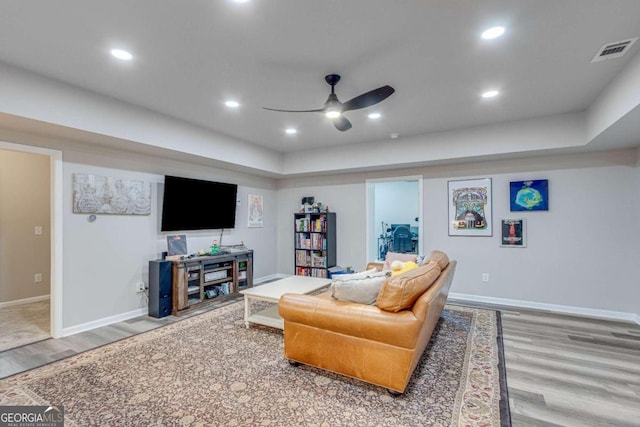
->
[278,251,456,395]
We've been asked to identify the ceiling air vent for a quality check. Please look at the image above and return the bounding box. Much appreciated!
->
[591,37,638,62]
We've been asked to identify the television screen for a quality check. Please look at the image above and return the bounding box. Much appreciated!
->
[161,176,237,231]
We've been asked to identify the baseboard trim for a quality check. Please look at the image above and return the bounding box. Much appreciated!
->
[62,307,148,337]
[449,292,640,325]
[0,294,50,308]
[62,274,288,337]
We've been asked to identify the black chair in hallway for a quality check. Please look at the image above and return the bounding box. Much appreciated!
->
[392,226,413,253]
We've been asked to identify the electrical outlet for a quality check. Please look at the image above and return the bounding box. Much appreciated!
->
[34,273,42,283]
[136,281,146,293]
[481,273,489,282]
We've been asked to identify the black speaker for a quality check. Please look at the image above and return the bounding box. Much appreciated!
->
[149,260,172,318]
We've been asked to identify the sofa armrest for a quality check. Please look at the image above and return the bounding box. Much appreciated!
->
[279,293,421,349]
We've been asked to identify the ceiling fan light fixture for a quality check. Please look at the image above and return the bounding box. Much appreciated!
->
[110,48,133,61]
[326,110,341,119]
[481,26,505,40]
[481,90,500,99]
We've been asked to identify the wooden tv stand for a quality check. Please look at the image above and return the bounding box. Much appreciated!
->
[169,250,253,316]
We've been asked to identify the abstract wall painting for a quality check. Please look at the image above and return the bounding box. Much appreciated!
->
[510,179,548,211]
[448,178,492,236]
[72,173,151,215]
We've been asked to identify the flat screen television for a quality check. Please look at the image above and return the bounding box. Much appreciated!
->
[161,175,237,231]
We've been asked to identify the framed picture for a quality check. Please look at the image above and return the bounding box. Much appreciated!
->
[500,219,526,248]
[72,173,151,215]
[448,178,492,236]
[167,234,188,256]
[510,179,548,211]
[248,194,263,228]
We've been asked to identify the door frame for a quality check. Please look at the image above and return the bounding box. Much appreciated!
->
[365,175,424,261]
[0,141,63,338]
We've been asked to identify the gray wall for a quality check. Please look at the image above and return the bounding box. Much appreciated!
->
[277,148,640,319]
[0,131,280,332]
[0,149,50,303]
[61,158,278,329]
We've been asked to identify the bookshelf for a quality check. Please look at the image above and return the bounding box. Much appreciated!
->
[294,212,336,278]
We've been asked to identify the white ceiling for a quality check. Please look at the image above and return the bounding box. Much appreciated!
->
[1,0,640,159]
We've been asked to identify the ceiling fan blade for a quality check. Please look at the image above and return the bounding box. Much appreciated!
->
[341,85,395,112]
[263,107,325,113]
[333,116,352,132]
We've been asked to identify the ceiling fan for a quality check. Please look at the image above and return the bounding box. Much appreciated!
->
[263,74,395,132]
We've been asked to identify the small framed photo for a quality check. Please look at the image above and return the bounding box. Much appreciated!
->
[510,179,548,211]
[448,178,492,236]
[248,194,263,228]
[500,219,526,248]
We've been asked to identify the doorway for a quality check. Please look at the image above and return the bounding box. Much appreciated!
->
[366,176,423,262]
[0,141,62,341]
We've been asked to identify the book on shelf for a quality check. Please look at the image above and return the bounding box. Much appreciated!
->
[311,216,326,232]
[310,233,326,250]
[295,218,310,232]
[311,268,328,278]
[296,250,311,266]
[296,266,311,276]
[311,253,327,268]
[296,234,312,249]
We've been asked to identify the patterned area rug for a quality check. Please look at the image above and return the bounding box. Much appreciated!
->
[0,302,509,426]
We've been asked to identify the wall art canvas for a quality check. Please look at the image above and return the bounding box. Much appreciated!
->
[73,173,151,215]
[510,179,548,211]
[500,219,526,248]
[448,178,492,236]
[248,194,263,228]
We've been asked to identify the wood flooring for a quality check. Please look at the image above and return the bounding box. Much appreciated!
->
[2,301,639,426]
[500,307,640,427]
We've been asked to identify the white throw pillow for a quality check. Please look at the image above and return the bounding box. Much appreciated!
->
[331,270,389,305]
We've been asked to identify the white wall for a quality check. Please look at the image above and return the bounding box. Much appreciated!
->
[276,149,640,320]
[62,161,279,329]
[425,158,640,317]
[373,181,419,230]
[277,183,366,274]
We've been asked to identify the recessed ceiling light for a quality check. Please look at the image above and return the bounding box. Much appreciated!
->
[481,90,500,99]
[232,0,250,3]
[110,48,133,61]
[390,133,399,139]
[368,113,381,119]
[225,100,240,108]
[481,26,505,40]
[285,128,297,135]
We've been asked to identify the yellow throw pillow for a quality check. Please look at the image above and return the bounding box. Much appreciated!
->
[390,260,418,276]
[382,251,418,270]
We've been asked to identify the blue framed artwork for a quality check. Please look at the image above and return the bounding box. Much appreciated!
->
[510,179,548,211]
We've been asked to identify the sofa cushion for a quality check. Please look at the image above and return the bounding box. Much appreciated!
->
[383,252,418,270]
[331,270,390,305]
[424,250,449,270]
[331,267,377,281]
[390,260,418,276]
[376,262,441,312]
